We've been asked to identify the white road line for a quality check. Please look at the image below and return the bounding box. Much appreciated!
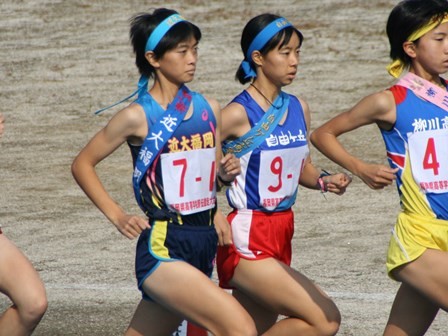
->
[46,283,136,291]
[329,291,394,301]
[45,284,395,301]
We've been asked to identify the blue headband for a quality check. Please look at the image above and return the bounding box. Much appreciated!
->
[94,13,188,114]
[241,17,293,79]
[145,14,186,52]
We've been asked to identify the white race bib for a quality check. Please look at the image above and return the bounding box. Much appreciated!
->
[161,148,216,214]
[408,129,448,194]
[259,146,309,210]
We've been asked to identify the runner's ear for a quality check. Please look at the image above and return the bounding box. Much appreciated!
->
[145,51,160,68]
[402,41,416,59]
[251,50,263,67]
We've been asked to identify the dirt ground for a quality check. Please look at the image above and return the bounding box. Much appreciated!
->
[0,0,447,335]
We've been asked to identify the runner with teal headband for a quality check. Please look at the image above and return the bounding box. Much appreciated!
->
[72,8,256,336]
[241,17,293,79]
[145,13,185,52]
[217,13,350,335]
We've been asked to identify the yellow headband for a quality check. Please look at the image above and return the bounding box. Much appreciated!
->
[387,13,448,78]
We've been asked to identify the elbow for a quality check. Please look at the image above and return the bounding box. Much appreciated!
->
[71,154,83,181]
[309,129,319,147]
[71,157,79,180]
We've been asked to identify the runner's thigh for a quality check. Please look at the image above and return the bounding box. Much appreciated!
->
[0,234,46,308]
[231,257,339,324]
[142,261,252,333]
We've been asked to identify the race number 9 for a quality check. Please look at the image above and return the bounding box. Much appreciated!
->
[268,156,283,192]
[259,147,308,204]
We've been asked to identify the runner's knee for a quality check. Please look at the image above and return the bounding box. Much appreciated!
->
[315,319,340,336]
[292,306,341,336]
[215,314,257,336]
[317,306,341,336]
[19,293,47,327]
[311,309,341,336]
[225,323,257,336]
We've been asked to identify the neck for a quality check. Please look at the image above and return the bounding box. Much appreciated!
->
[250,80,279,101]
[409,67,445,89]
[249,81,282,109]
[150,80,183,109]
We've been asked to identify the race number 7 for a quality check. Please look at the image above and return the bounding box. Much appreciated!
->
[172,158,216,197]
[422,137,440,176]
[173,158,188,197]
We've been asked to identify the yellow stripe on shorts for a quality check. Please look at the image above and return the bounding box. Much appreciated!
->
[150,220,170,259]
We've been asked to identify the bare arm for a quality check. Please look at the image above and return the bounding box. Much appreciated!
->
[310,90,398,189]
[71,104,150,239]
[211,99,241,184]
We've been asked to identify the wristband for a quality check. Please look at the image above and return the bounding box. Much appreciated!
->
[317,177,327,192]
[317,170,331,193]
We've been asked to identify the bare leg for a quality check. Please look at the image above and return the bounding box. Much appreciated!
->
[126,299,183,336]
[384,249,448,336]
[233,289,278,334]
[231,257,340,336]
[383,282,438,336]
[126,261,256,336]
[0,234,47,336]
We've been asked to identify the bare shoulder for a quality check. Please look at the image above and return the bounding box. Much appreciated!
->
[370,90,395,111]
[292,95,311,126]
[117,102,146,126]
[355,90,396,126]
[203,96,221,116]
[295,95,309,110]
[220,101,250,140]
[222,101,247,122]
[104,102,147,143]
[295,96,310,115]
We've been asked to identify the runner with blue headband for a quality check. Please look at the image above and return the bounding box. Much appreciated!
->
[72,8,256,336]
[217,13,350,335]
[241,17,293,79]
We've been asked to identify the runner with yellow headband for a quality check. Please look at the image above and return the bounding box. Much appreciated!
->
[311,0,448,334]
[388,12,448,78]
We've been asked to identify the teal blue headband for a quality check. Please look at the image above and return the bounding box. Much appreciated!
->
[241,17,293,79]
[145,14,186,52]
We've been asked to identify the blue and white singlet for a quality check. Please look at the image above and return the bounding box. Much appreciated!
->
[225,90,309,212]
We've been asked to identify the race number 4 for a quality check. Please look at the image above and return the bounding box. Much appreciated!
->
[422,137,440,175]
[409,129,448,193]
